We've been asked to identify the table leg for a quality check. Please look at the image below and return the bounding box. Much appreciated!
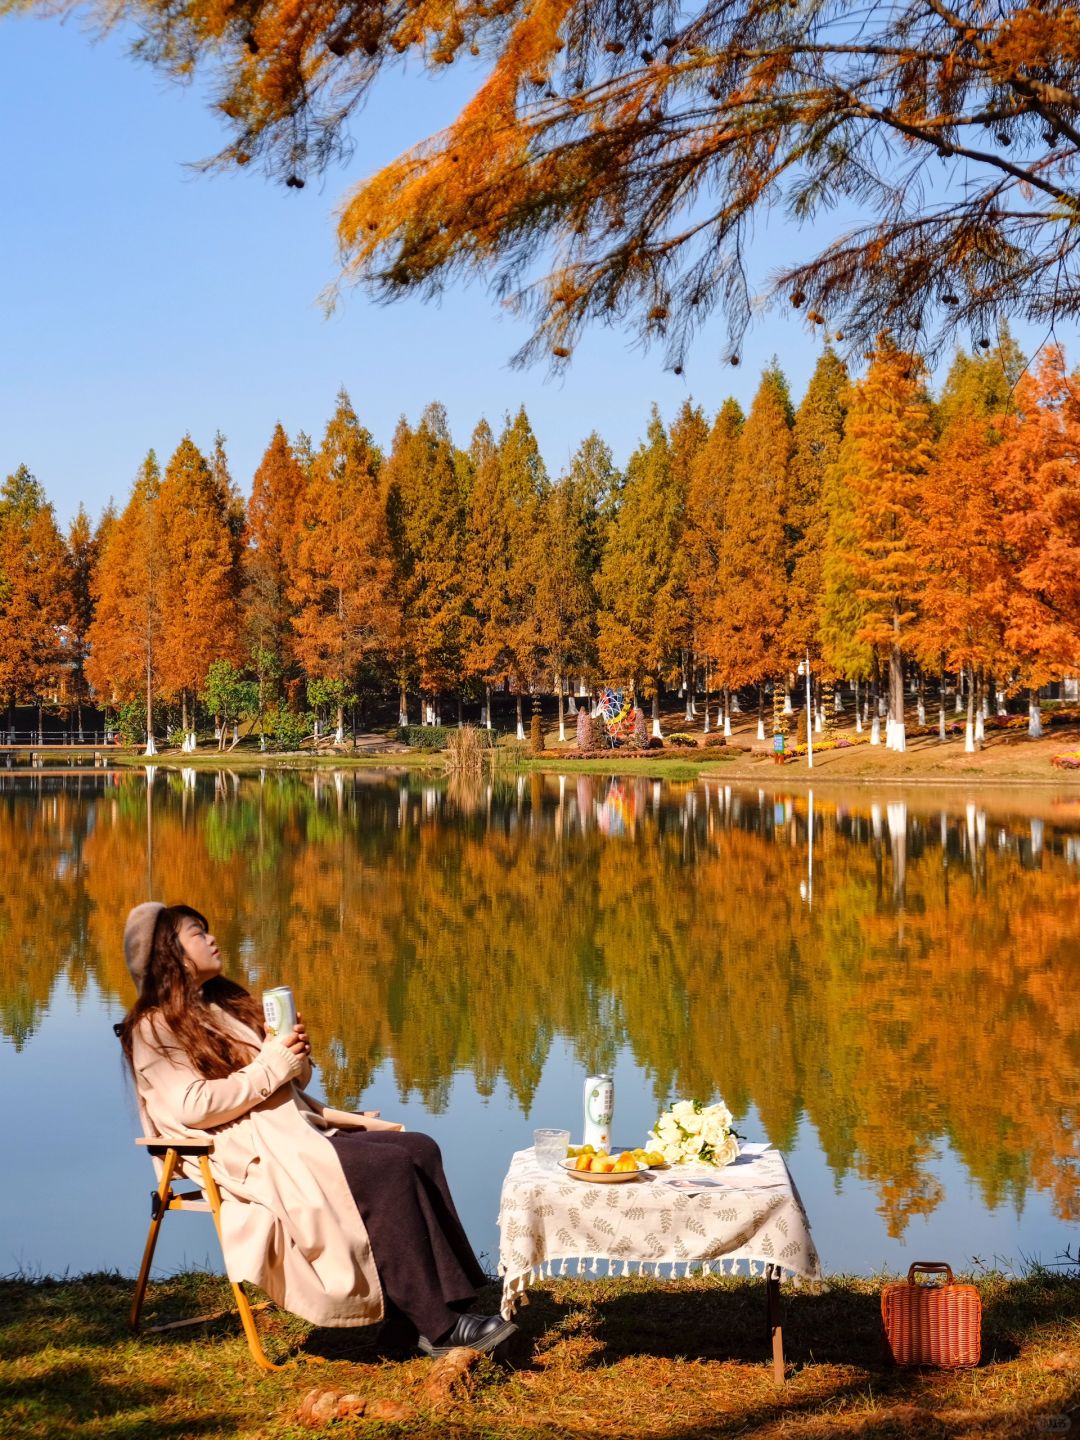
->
[766,1265,785,1385]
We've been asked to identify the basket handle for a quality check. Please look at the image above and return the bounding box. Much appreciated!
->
[907,1262,954,1286]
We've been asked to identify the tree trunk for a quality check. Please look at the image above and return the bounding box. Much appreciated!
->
[516,694,525,740]
[938,670,947,742]
[965,666,976,752]
[889,634,906,752]
[1028,686,1043,738]
[335,703,345,744]
[703,667,710,734]
[484,683,493,730]
[144,634,157,756]
[651,691,662,739]
[855,677,863,734]
[398,685,408,727]
[974,671,986,745]
[723,687,732,738]
[557,679,566,742]
[458,693,464,729]
[917,669,926,727]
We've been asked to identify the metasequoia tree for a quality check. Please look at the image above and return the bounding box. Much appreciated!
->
[65,505,100,736]
[686,398,742,732]
[712,366,793,728]
[383,403,468,725]
[996,347,1080,719]
[0,466,69,739]
[914,342,1022,749]
[156,435,244,737]
[23,0,1080,366]
[667,400,709,721]
[784,349,849,672]
[596,407,684,735]
[531,470,598,739]
[291,389,400,741]
[462,408,546,736]
[838,341,935,752]
[244,423,305,716]
[85,453,164,752]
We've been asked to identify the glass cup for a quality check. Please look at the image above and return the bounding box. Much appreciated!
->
[533,1128,571,1171]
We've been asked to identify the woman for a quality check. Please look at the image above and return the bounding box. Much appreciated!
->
[119,900,516,1358]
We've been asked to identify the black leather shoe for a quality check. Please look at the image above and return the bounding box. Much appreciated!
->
[417,1312,518,1357]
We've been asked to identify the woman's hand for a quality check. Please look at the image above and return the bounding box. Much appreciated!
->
[282,1015,312,1060]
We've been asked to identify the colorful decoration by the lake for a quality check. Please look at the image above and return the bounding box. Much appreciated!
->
[593,686,635,746]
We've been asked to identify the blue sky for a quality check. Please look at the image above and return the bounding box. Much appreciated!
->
[2,14,1075,529]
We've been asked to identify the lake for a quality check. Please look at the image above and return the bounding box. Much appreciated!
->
[1,767,1077,1284]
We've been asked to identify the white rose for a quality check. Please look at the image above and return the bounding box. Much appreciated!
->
[713,1133,740,1167]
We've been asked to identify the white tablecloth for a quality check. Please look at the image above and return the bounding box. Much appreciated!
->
[497,1144,823,1317]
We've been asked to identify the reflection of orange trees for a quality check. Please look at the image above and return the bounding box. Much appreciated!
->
[4,774,1078,1235]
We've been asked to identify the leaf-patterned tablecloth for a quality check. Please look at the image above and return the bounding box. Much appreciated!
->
[498,1146,823,1318]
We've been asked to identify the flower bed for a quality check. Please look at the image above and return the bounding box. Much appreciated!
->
[1050,750,1080,770]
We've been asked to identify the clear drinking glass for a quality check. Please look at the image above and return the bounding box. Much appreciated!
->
[533,1128,571,1171]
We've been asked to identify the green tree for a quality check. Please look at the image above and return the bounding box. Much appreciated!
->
[201,659,259,750]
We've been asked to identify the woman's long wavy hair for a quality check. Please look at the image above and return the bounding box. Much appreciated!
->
[117,905,266,1078]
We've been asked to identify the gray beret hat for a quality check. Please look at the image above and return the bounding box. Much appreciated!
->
[124,901,165,995]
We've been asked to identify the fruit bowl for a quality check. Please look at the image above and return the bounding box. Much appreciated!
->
[559,1157,643,1184]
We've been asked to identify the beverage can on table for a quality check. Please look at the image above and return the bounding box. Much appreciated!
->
[583,1073,614,1150]
[262,986,297,1037]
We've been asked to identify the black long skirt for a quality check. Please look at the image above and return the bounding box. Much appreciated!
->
[327,1129,487,1343]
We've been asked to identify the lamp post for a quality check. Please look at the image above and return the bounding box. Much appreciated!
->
[798,651,814,769]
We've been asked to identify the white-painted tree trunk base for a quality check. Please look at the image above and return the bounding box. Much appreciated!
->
[559,721,566,742]
[757,718,766,741]
[885,716,894,749]
[878,697,887,717]
[982,699,990,719]
[723,716,732,737]
[652,718,662,739]
[955,693,963,713]
[975,714,985,743]
[783,695,793,715]
[516,722,526,740]
[938,708,946,741]
[1029,705,1043,738]
[855,712,863,734]
[893,724,907,752]
[703,711,711,734]
[144,736,158,756]
[917,702,926,726]
[965,721,975,752]
[815,713,823,733]
[398,708,408,726]
[334,725,344,744]
[871,717,881,745]
[731,697,742,714]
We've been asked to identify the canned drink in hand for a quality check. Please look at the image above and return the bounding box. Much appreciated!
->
[262,986,297,1037]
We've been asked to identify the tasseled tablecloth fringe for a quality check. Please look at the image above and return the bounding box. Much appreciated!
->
[500,1255,813,1316]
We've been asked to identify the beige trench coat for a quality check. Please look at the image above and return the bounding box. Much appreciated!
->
[131,1006,383,1328]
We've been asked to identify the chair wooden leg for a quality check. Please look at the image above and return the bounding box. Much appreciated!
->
[199,1156,289,1372]
[766,1265,785,1386]
[131,1147,179,1331]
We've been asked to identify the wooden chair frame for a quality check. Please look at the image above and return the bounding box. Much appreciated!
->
[130,1137,288,1371]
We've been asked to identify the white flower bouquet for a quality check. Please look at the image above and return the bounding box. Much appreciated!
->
[649,1098,740,1167]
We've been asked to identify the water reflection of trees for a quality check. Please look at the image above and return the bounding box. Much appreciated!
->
[2,770,1078,1237]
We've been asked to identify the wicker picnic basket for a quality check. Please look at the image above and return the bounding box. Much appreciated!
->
[881,1263,981,1367]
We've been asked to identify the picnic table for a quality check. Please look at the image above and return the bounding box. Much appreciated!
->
[497,1142,823,1384]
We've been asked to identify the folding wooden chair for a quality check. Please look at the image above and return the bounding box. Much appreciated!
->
[130,1136,289,1371]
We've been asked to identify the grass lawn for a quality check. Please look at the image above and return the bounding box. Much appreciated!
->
[3,1268,1077,1438]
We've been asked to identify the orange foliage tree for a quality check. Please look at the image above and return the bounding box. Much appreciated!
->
[244,422,304,716]
[0,465,69,738]
[85,453,164,750]
[996,347,1080,726]
[837,341,934,752]
[155,435,244,739]
[291,389,401,740]
[40,0,1080,369]
[686,398,742,731]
